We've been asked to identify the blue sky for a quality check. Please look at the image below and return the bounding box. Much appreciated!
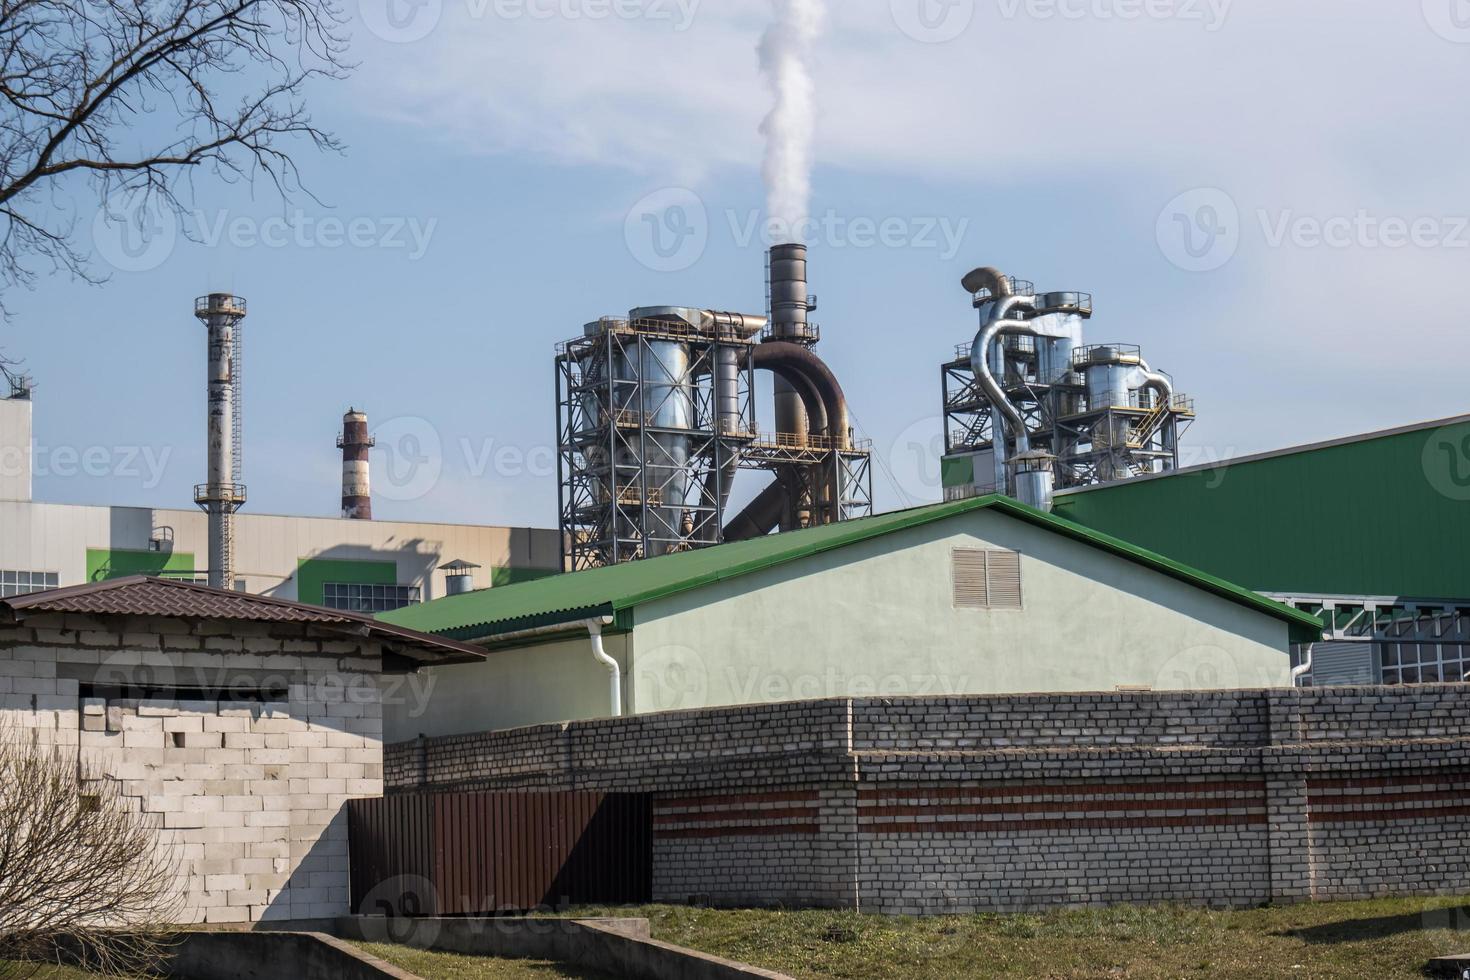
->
[3,0,1468,529]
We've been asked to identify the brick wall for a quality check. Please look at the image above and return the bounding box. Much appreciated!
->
[386,687,1470,913]
[0,612,385,924]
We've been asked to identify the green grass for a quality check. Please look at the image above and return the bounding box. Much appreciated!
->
[550,896,1470,979]
[0,965,103,979]
[352,943,615,980]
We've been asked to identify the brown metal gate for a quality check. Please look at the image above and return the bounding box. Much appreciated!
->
[348,791,652,915]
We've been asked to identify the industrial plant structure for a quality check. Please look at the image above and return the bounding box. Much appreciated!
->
[0,305,560,606]
[556,245,872,570]
[940,267,1196,507]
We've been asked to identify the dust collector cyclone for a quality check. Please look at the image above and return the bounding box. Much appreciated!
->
[554,246,872,570]
[939,267,1197,508]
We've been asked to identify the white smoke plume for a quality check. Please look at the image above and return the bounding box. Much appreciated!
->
[758,0,825,240]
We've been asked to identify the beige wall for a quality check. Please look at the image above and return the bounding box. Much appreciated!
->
[0,396,31,503]
[627,509,1291,714]
[383,631,630,742]
[0,499,561,599]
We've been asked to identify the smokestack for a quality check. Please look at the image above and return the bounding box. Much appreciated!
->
[440,560,480,596]
[768,243,815,342]
[192,293,248,590]
[338,408,374,520]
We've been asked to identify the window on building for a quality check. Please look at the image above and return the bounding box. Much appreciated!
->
[951,549,1023,611]
[321,582,421,614]
[1380,642,1470,685]
[0,570,58,598]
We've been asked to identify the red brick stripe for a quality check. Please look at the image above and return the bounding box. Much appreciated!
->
[1310,803,1470,825]
[661,790,819,810]
[654,806,816,826]
[861,796,1260,819]
[656,823,820,839]
[858,780,1265,803]
[1309,788,1470,808]
[863,813,1267,835]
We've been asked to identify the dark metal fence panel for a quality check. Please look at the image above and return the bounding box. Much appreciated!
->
[348,790,652,915]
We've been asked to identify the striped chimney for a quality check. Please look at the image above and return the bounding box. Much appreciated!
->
[338,408,374,520]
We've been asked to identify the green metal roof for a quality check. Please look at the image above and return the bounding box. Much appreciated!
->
[380,495,1323,644]
[1053,414,1470,600]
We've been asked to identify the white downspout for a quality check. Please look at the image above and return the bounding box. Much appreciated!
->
[585,617,622,717]
[1291,643,1314,686]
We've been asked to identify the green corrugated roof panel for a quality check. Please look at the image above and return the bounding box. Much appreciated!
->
[380,495,1322,644]
[1053,414,1470,600]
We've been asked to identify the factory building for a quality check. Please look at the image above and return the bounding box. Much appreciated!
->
[0,370,560,610]
[380,495,1321,739]
[1052,414,1470,687]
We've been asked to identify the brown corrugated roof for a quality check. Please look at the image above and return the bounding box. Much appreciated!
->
[0,576,485,667]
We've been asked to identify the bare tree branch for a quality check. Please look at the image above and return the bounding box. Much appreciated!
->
[0,0,351,311]
[0,726,181,978]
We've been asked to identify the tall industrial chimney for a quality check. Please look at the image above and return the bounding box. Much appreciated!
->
[766,243,818,444]
[192,293,248,590]
[338,408,374,520]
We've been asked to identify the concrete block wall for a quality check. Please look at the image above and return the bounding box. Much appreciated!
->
[387,686,1470,913]
[0,612,386,924]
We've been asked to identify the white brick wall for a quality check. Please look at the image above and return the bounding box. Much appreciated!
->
[0,613,388,924]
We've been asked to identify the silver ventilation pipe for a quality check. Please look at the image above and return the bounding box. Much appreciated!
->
[968,289,1039,488]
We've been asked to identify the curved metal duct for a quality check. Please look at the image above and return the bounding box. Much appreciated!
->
[961,266,1014,300]
[721,342,852,542]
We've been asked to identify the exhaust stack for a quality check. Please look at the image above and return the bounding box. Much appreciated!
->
[338,408,374,520]
[192,293,248,590]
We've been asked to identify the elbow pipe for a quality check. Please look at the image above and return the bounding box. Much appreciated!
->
[586,618,622,717]
[752,342,850,449]
[1291,643,1314,686]
[970,292,1038,458]
[961,266,1014,299]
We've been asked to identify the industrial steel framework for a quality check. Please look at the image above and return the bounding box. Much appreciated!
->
[942,336,1197,494]
[557,317,757,571]
[556,316,874,571]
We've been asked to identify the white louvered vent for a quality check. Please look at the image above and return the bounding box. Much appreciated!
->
[952,548,1023,611]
